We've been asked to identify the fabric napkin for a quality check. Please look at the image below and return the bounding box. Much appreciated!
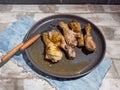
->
[0,16,112,90]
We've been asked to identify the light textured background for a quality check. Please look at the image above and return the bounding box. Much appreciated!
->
[0,5,120,90]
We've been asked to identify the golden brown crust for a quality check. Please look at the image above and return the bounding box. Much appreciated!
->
[68,20,81,33]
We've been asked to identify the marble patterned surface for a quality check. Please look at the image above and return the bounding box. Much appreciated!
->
[0,5,120,90]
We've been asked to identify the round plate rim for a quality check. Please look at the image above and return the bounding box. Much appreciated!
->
[23,14,106,79]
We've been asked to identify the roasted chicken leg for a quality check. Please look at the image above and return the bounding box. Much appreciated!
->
[69,21,84,47]
[48,30,76,59]
[42,33,62,62]
[84,23,96,52]
[58,21,77,47]
[68,20,81,33]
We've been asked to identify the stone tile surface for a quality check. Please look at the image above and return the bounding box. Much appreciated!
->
[23,79,55,90]
[0,13,17,23]
[88,5,104,12]
[111,13,120,24]
[77,13,120,26]
[0,5,12,11]
[102,5,112,12]
[16,12,35,19]
[99,78,120,90]
[56,5,89,13]
[113,60,120,77]
[0,59,33,79]
[33,13,54,21]
[11,5,41,12]
[39,5,58,13]
[106,40,120,59]
[102,5,120,12]
[108,5,120,12]
[0,5,120,90]
[105,60,119,79]
[98,26,120,40]
[0,53,56,90]
[0,79,15,90]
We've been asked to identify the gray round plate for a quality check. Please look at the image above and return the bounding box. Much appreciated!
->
[22,14,106,79]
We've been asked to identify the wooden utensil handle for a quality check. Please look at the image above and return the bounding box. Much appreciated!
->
[1,42,24,62]
[20,34,40,51]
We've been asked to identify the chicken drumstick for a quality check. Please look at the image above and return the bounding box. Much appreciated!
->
[42,33,62,62]
[69,21,84,47]
[58,21,77,47]
[48,30,76,59]
[84,23,96,52]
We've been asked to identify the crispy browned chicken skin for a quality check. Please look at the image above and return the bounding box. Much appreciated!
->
[69,21,84,47]
[84,23,96,51]
[69,20,81,33]
[42,33,62,62]
[58,21,77,47]
[48,30,76,59]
